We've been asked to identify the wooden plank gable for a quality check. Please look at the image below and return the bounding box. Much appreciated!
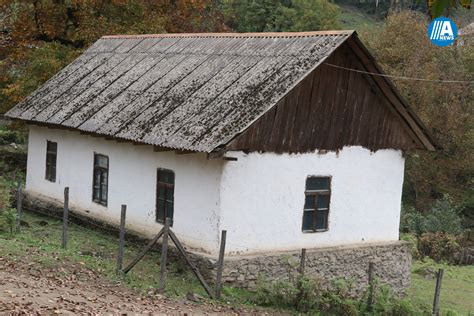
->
[226,42,423,153]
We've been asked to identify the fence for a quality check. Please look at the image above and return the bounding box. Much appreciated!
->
[13,184,460,313]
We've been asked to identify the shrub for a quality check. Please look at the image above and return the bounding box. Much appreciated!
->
[255,273,424,314]
[418,232,461,263]
[400,204,425,236]
[400,195,463,236]
[423,195,463,235]
[400,233,421,259]
[0,127,26,145]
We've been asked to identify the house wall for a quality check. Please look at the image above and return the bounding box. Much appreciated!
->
[219,146,405,254]
[26,125,224,254]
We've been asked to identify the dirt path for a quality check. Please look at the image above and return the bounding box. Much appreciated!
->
[0,256,263,315]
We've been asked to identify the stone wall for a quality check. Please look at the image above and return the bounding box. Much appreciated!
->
[211,241,411,296]
[21,192,411,296]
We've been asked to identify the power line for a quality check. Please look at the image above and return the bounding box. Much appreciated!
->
[324,63,474,84]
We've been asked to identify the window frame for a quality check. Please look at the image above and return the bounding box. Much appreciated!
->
[156,168,175,226]
[92,153,109,206]
[302,176,331,233]
[45,140,57,182]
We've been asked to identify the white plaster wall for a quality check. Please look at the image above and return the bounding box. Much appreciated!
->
[26,126,223,254]
[219,147,405,254]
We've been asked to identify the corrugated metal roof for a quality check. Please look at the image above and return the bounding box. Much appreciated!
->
[6,31,353,152]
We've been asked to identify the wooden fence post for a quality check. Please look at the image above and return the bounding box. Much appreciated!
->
[299,248,306,275]
[15,181,22,233]
[367,262,375,311]
[215,230,227,299]
[61,187,69,249]
[432,268,444,316]
[123,228,164,274]
[116,205,126,275]
[159,217,170,293]
[168,229,215,298]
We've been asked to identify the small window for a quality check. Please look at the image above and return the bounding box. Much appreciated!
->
[92,153,109,206]
[302,176,331,232]
[45,141,57,182]
[156,169,175,225]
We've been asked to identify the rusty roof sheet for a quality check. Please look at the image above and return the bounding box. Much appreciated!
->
[6,31,353,152]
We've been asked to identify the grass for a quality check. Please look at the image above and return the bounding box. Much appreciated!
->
[1,210,473,315]
[409,259,474,315]
[338,3,383,32]
[0,211,257,307]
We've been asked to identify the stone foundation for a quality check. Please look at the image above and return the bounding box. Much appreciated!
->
[20,192,411,296]
[211,241,411,296]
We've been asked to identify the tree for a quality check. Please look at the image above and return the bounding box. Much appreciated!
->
[361,11,473,213]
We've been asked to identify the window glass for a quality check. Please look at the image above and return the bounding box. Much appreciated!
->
[302,176,331,232]
[156,169,175,225]
[306,177,330,191]
[45,141,57,182]
[92,153,108,206]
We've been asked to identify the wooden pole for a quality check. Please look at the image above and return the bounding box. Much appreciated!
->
[215,230,227,299]
[168,229,215,298]
[15,181,22,233]
[159,217,170,294]
[299,248,306,275]
[122,228,164,274]
[61,187,69,249]
[367,261,375,311]
[116,205,126,275]
[432,268,444,316]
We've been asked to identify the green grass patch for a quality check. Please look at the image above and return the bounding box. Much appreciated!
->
[409,259,474,315]
[0,211,258,305]
[338,4,383,32]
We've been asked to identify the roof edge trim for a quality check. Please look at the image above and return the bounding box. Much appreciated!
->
[101,30,355,39]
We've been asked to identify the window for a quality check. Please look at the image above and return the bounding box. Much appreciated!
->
[302,176,331,232]
[156,169,175,225]
[92,154,109,206]
[45,141,57,182]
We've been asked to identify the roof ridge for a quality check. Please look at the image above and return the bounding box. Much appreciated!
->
[101,30,354,39]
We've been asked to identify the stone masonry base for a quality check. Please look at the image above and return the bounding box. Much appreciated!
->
[210,241,411,296]
[21,191,411,297]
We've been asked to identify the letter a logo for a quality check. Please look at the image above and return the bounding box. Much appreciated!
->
[428,17,458,47]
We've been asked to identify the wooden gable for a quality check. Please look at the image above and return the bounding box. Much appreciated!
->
[225,39,434,153]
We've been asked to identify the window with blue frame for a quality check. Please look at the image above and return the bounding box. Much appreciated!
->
[302,176,331,232]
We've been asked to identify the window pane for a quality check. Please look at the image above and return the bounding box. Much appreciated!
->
[158,186,165,199]
[315,210,328,230]
[304,194,315,209]
[158,170,174,185]
[302,211,314,231]
[306,177,330,191]
[157,199,165,222]
[47,141,57,152]
[317,194,330,209]
[93,187,100,200]
[166,201,174,220]
[166,188,174,202]
[95,155,108,168]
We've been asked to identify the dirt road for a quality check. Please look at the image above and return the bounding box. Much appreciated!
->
[0,256,262,315]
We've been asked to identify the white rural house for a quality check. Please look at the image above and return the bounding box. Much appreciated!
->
[6,31,437,292]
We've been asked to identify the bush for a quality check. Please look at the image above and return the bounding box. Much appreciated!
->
[0,127,26,145]
[254,272,425,314]
[400,233,421,259]
[400,195,463,236]
[418,232,461,263]
[423,195,463,235]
